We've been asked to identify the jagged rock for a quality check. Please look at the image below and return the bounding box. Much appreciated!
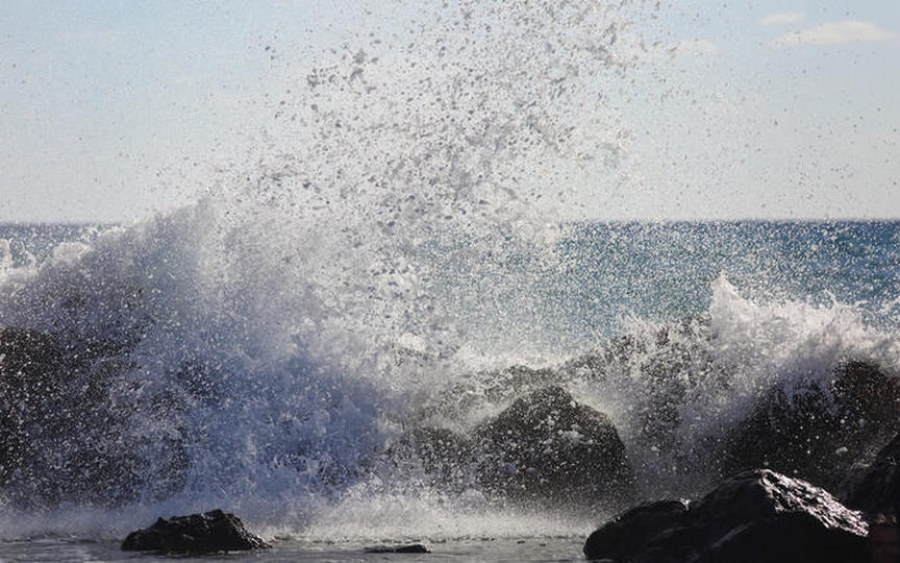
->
[121,509,270,554]
[844,433,900,517]
[584,469,869,563]
[473,385,634,512]
[721,361,900,492]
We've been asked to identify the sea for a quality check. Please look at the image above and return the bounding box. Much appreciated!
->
[2,2,899,560]
[0,219,898,562]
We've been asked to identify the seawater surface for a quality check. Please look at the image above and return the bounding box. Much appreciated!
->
[0,220,898,563]
[0,537,585,563]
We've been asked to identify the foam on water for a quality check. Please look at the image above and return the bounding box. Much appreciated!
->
[1,216,899,541]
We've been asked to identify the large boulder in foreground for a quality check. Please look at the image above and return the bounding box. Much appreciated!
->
[721,361,900,493]
[121,509,270,554]
[584,469,868,563]
[473,385,634,512]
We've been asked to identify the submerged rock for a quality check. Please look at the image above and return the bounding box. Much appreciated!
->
[722,361,900,493]
[364,544,431,553]
[473,385,634,512]
[121,509,270,554]
[583,469,868,563]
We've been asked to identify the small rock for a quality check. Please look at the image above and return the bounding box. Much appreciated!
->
[121,509,270,554]
[363,544,430,553]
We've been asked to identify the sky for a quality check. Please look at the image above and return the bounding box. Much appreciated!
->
[0,0,898,223]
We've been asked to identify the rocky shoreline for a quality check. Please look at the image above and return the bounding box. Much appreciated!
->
[2,323,899,560]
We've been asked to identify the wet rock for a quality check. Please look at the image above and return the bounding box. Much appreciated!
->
[390,426,476,491]
[364,544,430,553]
[390,386,634,512]
[721,361,900,492]
[0,326,189,507]
[844,433,900,518]
[582,499,691,563]
[121,509,270,554]
[473,385,634,512]
[584,469,868,563]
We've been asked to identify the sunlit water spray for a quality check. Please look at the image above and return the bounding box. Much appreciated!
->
[0,0,899,546]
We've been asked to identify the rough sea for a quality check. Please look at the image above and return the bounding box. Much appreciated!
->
[0,219,898,561]
[1,1,898,560]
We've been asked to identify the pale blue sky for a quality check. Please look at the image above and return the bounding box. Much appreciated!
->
[1,0,898,223]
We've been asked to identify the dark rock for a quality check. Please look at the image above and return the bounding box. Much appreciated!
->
[387,386,634,512]
[121,509,270,554]
[721,361,900,492]
[390,426,476,491]
[584,469,869,563]
[473,385,634,512]
[582,499,691,563]
[0,326,189,507]
[364,544,430,553]
[844,433,900,517]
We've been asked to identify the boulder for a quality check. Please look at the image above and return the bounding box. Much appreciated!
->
[473,385,634,512]
[121,509,270,554]
[584,469,869,563]
[844,433,900,518]
[721,361,900,492]
[582,499,691,563]
[389,386,634,512]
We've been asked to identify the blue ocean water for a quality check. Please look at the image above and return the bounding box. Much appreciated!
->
[2,217,899,495]
[0,215,899,561]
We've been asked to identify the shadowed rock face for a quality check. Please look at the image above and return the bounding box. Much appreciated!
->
[844,433,900,518]
[584,469,869,563]
[121,509,270,554]
[391,386,635,513]
[721,361,900,494]
[0,327,189,507]
[473,385,634,512]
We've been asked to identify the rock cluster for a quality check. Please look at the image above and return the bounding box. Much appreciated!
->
[584,469,869,563]
[582,357,900,562]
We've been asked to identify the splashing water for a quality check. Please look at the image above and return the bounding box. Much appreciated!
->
[0,0,899,547]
